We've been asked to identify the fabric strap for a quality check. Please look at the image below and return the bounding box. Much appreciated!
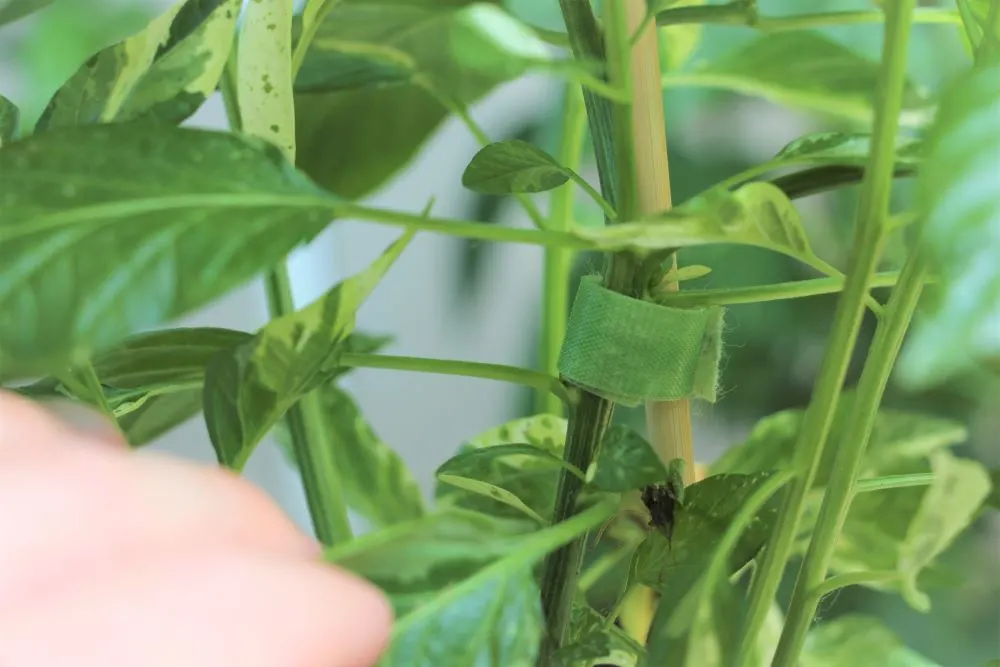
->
[558,276,724,406]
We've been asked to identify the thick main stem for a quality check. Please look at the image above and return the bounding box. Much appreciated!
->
[772,247,928,666]
[737,0,917,658]
[538,84,587,416]
[538,0,633,662]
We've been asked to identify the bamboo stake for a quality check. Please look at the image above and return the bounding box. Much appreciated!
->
[625,0,696,484]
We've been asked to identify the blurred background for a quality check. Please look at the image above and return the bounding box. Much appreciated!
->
[0,0,996,664]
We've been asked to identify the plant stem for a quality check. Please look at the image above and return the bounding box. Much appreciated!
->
[538,84,587,416]
[538,0,644,660]
[854,472,935,493]
[737,1,917,659]
[806,570,900,605]
[427,86,549,230]
[338,353,575,405]
[58,362,120,434]
[658,271,908,307]
[656,5,959,30]
[264,270,353,546]
[772,247,928,666]
[221,51,352,546]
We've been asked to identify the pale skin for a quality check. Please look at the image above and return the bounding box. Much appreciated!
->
[0,391,392,667]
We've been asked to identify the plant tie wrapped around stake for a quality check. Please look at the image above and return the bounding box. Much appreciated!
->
[558,276,725,406]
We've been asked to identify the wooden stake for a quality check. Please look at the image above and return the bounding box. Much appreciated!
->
[624,0,696,485]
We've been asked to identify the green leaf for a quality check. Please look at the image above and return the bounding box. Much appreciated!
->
[437,474,546,524]
[434,415,568,521]
[116,388,205,446]
[772,132,923,170]
[0,0,53,27]
[553,601,645,667]
[277,384,424,528]
[203,232,412,469]
[635,471,781,594]
[293,1,516,199]
[35,2,184,130]
[801,615,941,667]
[0,124,334,376]
[646,470,791,667]
[900,55,1000,387]
[324,509,536,616]
[461,139,573,194]
[370,498,617,667]
[117,0,240,125]
[590,425,668,493]
[712,394,977,603]
[710,392,967,487]
[662,32,931,125]
[0,93,18,146]
[896,450,991,610]
[437,443,585,482]
[449,3,553,79]
[581,183,816,264]
[238,0,295,159]
[657,0,705,72]
[988,469,1000,510]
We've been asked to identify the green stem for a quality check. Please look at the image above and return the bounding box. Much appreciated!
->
[221,54,352,546]
[773,246,928,667]
[656,5,959,30]
[291,0,346,77]
[338,353,575,406]
[58,362,120,432]
[657,271,906,307]
[568,170,617,220]
[264,270,354,546]
[538,84,587,416]
[737,2,917,660]
[539,1,641,662]
[425,84,549,230]
[854,472,935,493]
[807,570,900,606]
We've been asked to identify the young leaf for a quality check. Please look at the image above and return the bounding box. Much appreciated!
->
[35,2,184,130]
[663,32,931,125]
[635,472,782,594]
[276,384,425,529]
[116,0,240,124]
[553,600,646,667]
[434,415,568,521]
[772,132,923,170]
[238,0,295,159]
[448,3,553,79]
[203,231,412,470]
[0,93,18,146]
[461,139,573,194]
[0,0,54,27]
[589,425,668,492]
[896,450,991,610]
[900,55,1000,387]
[580,183,817,265]
[437,443,585,482]
[800,615,942,667]
[437,474,546,524]
[0,124,334,376]
[366,498,617,667]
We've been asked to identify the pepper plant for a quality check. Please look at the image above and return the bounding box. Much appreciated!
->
[1,0,997,665]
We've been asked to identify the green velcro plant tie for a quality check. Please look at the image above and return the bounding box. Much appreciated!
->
[558,276,724,406]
